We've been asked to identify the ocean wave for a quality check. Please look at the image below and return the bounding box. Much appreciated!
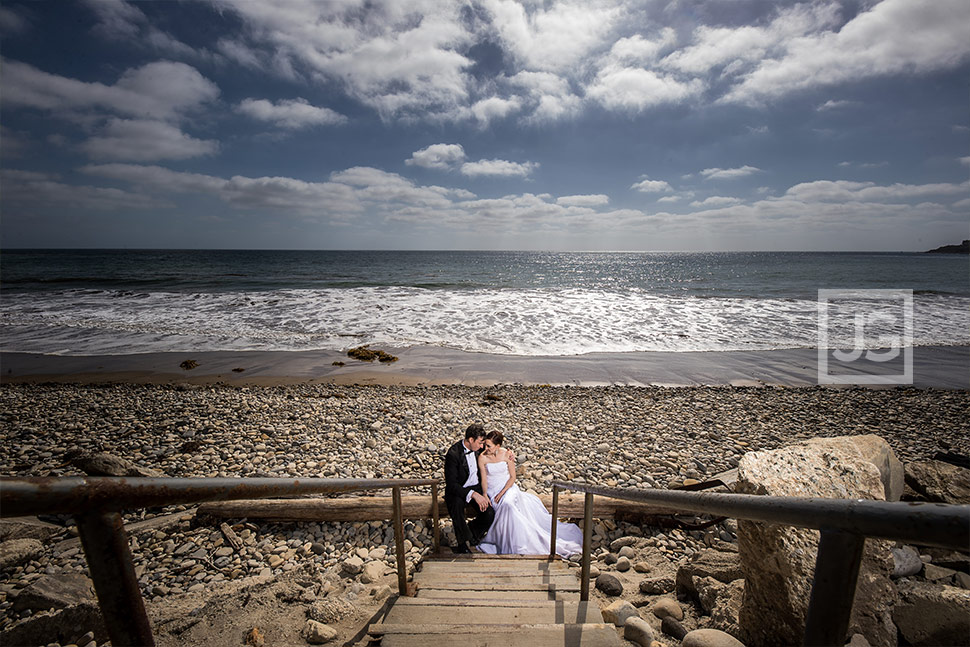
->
[1,287,968,356]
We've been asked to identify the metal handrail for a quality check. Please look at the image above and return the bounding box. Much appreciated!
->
[0,476,440,647]
[548,480,970,647]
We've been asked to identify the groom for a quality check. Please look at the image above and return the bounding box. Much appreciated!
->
[444,423,495,554]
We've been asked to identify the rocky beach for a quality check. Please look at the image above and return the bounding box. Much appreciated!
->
[1,381,969,646]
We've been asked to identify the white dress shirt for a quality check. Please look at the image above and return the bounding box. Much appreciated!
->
[462,441,478,502]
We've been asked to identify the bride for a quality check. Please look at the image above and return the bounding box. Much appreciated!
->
[476,431,584,557]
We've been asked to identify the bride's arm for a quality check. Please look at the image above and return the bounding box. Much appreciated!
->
[494,453,516,503]
[478,454,489,503]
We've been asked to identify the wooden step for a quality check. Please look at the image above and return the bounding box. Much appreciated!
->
[415,572,577,584]
[371,623,622,647]
[381,599,600,625]
[418,560,569,572]
[415,589,579,601]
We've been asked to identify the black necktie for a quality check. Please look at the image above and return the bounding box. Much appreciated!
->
[464,449,473,455]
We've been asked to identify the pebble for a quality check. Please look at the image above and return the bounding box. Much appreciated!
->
[682,628,746,647]
[0,382,966,635]
[651,597,684,621]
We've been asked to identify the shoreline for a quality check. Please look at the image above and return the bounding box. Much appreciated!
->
[1,345,967,389]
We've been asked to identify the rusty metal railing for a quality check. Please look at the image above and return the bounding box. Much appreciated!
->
[0,476,439,647]
[548,480,970,647]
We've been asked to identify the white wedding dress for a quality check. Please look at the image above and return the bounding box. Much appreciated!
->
[478,461,584,557]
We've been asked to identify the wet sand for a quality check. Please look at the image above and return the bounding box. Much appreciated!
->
[1,345,967,388]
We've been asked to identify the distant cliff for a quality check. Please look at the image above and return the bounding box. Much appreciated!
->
[926,240,969,254]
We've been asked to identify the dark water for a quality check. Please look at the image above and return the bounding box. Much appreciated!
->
[1,250,967,356]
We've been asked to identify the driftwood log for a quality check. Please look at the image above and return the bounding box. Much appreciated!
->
[196,492,681,523]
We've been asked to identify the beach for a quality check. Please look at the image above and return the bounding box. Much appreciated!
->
[2,360,969,644]
[2,344,968,388]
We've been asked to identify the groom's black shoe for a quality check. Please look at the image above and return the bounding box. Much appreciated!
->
[451,542,471,554]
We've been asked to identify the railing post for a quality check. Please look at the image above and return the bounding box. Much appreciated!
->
[76,511,155,647]
[431,481,440,554]
[803,529,866,647]
[549,485,560,560]
[392,486,408,596]
[580,492,593,602]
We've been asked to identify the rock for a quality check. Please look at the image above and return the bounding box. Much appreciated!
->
[847,634,872,647]
[595,572,623,596]
[0,518,63,542]
[633,561,650,573]
[618,545,636,559]
[651,597,683,621]
[676,548,743,600]
[341,555,364,576]
[65,451,162,477]
[601,599,639,626]
[639,575,675,594]
[610,536,638,551]
[0,537,44,569]
[697,577,744,637]
[682,628,746,647]
[905,460,970,504]
[735,436,897,647]
[623,616,655,647]
[360,561,387,584]
[892,546,923,578]
[12,573,95,612]
[955,572,970,590]
[804,434,904,501]
[662,615,688,640]
[0,602,106,647]
[923,563,958,583]
[308,598,353,624]
[616,556,631,572]
[302,619,338,644]
[245,626,265,647]
[893,580,970,646]
[372,584,392,602]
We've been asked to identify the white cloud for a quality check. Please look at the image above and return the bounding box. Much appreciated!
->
[557,194,609,207]
[724,0,970,103]
[2,167,169,210]
[405,143,466,170]
[0,6,28,34]
[507,71,582,122]
[700,165,761,180]
[657,195,681,203]
[460,159,539,178]
[959,156,970,166]
[237,97,346,129]
[817,99,859,111]
[784,180,968,202]
[469,96,521,125]
[587,67,700,112]
[216,1,475,120]
[690,196,742,208]
[631,178,673,193]
[483,0,619,74]
[662,3,840,76]
[2,59,219,122]
[79,118,218,161]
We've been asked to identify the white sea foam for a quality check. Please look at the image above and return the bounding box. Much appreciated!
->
[1,288,967,356]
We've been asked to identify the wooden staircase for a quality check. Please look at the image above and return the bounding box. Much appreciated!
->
[367,555,622,646]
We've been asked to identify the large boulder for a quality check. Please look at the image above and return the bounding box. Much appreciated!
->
[66,451,162,477]
[0,538,44,569]
[676,548,743,600]
[803,434,904,502]
[893,580,970,646]
[904,460,970,504]
[735,436,898,647]
[12,574,95,612]
[696,576,744,638]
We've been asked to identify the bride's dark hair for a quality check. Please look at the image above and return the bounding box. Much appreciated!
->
[485,430,504,446]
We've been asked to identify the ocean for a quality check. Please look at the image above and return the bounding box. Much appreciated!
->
[1,250,967,357]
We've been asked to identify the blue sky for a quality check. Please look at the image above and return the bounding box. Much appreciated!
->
[1,0,968,251]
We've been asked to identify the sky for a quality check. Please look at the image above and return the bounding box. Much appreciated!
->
[1,0,968,251]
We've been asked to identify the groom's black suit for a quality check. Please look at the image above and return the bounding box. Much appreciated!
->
[444,439,495,550]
